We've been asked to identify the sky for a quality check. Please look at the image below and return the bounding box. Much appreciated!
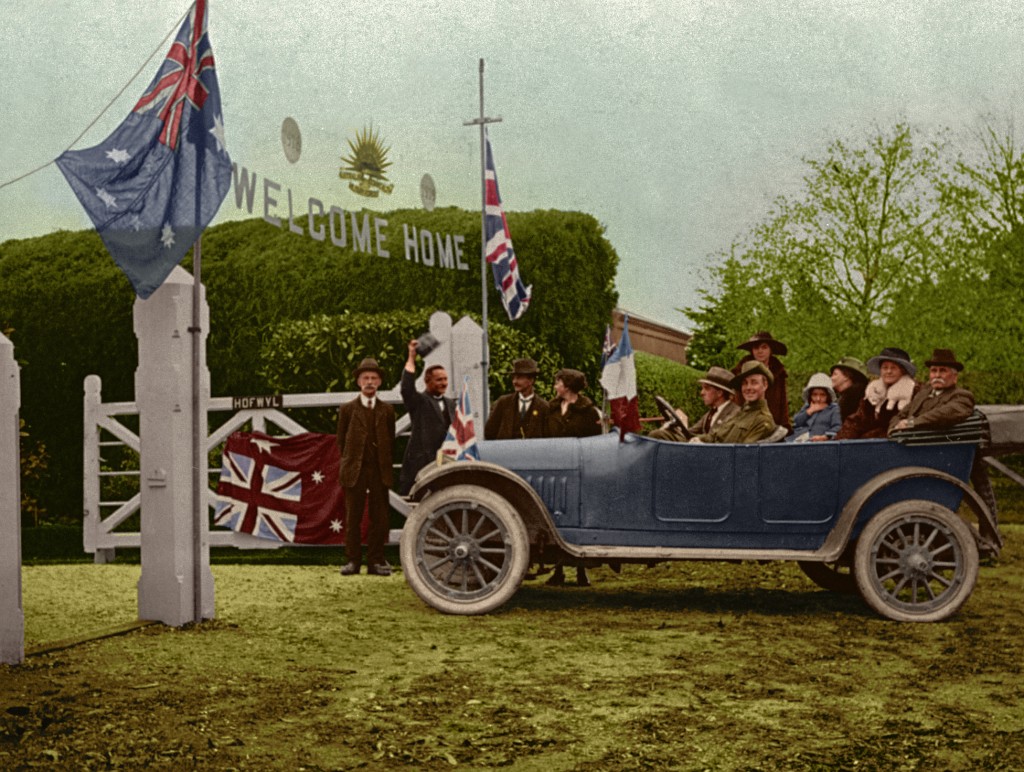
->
[2,0,1024,331]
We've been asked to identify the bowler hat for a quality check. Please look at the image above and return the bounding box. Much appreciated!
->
[352,357,384,379]
[508,358,540,377]
[731,360,774,389]
[866,347,917,378]
[697,366,736,396]
[830,356,869,384]
[414,332,440,357]
[737,331,788,356]
[924,348,964,371]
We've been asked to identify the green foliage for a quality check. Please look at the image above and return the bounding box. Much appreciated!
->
[2,207,617,520]
[684,118,1024,387]
[634,352,705,425]
[1,230,137,520]
[18,418,49,527]
[260,308,562,402]
[198,207,616,397]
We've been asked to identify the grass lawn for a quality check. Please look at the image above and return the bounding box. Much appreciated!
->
[3,524,1023,770]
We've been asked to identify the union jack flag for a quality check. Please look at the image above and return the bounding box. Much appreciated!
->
[133,0,216,151]
[440,377,480,462]
[601,324,616,368]
[55,0,231,299]
[484,130,531,321]
[213,432,357,544]
[215,450,301,542]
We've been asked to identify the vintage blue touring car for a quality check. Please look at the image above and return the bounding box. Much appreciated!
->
[400,411,1008,622]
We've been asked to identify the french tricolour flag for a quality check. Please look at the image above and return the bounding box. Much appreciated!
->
[599,315,641,440]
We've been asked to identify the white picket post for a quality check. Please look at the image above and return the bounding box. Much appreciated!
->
[134,267,214,625]
[0,332,24,664]
[449,315,487,427]
[82,374,109,563]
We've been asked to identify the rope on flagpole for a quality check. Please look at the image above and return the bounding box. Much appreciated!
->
[0,5,190,192]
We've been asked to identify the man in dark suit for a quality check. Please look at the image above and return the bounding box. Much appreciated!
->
[485,358,548,440]
[889,348,974,434]
[337,357,396,576]
[399,339,455,494]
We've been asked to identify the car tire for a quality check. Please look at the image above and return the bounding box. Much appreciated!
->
[400,485,530,615]
[797,560,857,594]
[853,499,979,623]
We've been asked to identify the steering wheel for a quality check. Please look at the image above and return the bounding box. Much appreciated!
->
[654,395,691,439]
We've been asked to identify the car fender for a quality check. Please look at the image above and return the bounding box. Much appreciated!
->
[820,465,1001,560]
[409,461,569,550]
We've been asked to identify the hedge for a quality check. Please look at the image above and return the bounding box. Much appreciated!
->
[1,209,619,520]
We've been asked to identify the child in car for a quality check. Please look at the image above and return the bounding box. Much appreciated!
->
[787,372,842,442]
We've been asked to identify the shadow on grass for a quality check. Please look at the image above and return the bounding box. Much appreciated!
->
[506,582,871,619]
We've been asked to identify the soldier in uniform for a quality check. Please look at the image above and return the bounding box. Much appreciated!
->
[691,361,777,444]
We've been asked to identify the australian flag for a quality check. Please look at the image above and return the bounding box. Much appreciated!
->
[55,0,232,299]
[439,377,480,462]
[484,130,531,321]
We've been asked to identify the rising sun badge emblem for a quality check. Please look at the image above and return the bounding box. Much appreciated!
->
[339,125,395,197]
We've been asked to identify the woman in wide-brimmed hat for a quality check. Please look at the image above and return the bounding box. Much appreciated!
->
[836,347,921,440]
[732,331,790,431]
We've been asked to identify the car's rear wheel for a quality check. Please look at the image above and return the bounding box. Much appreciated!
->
[798,560,857,594]
[400,485,529,615]
[853,500,979,622]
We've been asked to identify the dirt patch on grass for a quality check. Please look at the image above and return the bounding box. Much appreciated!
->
[3,526,1023,769]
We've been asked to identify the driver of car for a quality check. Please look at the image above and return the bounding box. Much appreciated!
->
[649,366,739,442]
[690,361,777,444]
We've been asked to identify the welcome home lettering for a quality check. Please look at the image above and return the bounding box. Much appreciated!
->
[231,165,470,271]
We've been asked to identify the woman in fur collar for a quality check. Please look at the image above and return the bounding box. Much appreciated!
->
[836,347,921,440]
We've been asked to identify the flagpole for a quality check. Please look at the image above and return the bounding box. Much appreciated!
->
[191,235,203,623]
[463,58,501,418]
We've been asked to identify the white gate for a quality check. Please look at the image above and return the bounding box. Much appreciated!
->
[82,312,486,563]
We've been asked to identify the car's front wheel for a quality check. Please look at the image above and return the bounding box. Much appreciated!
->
[400,485,529,615]
[853,500,979,622]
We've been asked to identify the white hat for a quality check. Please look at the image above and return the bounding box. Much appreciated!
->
[802,372,836,404]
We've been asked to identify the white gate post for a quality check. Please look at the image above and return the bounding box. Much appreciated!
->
[134,267,214,625]
[1,332,24,664]
[448,315,487,428]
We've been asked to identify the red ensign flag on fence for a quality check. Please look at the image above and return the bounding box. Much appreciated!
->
[214,431,368,544]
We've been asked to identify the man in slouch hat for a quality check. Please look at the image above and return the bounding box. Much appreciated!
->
[649,366,740,441]
[337,357,396,577]
[485,358,548,439]
[692,361,777,444]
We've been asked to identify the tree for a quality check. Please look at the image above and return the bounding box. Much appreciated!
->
[683,122,952,374]
[892,115,1024,375]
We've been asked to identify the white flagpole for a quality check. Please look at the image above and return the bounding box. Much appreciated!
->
[463,58,501,418]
